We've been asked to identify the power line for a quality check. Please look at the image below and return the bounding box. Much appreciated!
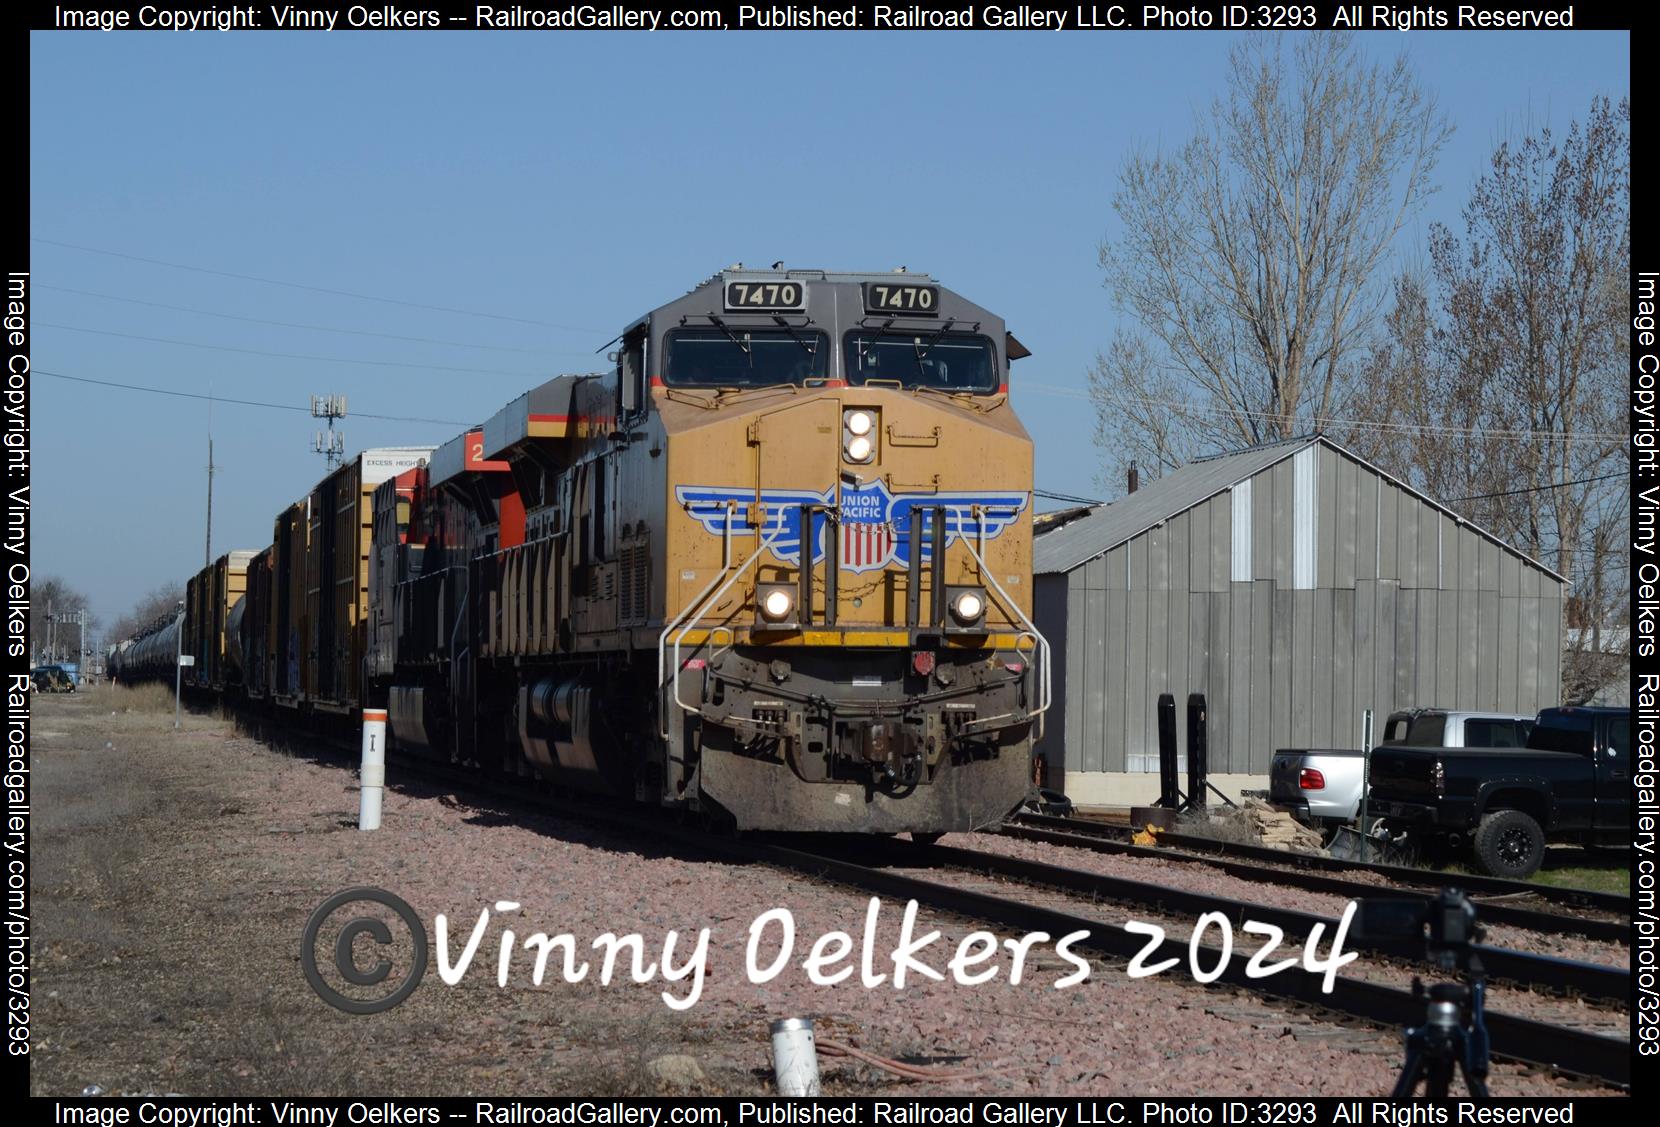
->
[41,321,548,378]
[1446,473,1627,502]
[1021,381,1629,444]
[36,370,467,427]
[40,284,584,357]
[1035,488,1104,506]
[33,236,606,334]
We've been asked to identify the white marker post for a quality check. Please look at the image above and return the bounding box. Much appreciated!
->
[769,1018,821,1096]
[359,708,388,831]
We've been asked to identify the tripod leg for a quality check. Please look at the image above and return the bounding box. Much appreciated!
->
[1424,1057,1453,1099]
[1391,1044,1426,1098]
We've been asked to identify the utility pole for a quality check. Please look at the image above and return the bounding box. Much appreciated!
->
[205,435,218,567]
[311,395,347,470]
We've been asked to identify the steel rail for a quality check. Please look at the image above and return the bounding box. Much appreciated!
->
[1000,822,1629,945]
[1014,812,1631,915]
[892,841,1628,1003]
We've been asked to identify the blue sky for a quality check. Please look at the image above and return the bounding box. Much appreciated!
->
[29,29,1629,630]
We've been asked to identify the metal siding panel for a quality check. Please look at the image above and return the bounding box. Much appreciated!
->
[1271,461,1294,586]
[1416,590,1441,704]
[1147,590,1170,766]
[1208,594,1231,772]
[1036,576,1070,775]
[1500,551,1521,598]
[1271,588,1293,751]
[1394,587,1417,708]
[1419,504,1440,590]
[1540,597,1562,705]
[1437,587,1461,706]
[1129,535,1149,593]
[1231,481,1253,583]
[1494,594,1518,712]
[1083,587,1107,773]
[1355,580,1376,722]
[1253,469,1273,580]
[1126,588,1150,767]
[1439,514,1458,592]
[1086,553,1109,592]
[1168,510,1191,594]
[1356,472,1379,582]
[1479,538,1500,592]
[1251,581,1273,768]
[1396,487,1419,587]
[1517,598,1541,713]
[1189,503,1212,593]
[1375,581,1398,717]
[1457,588,1479,709]
[1454,528,1479,589]
[1068,565,1087,597]
[1377,480,1398,581]
[1229,583,1252,773]
[1293,447,1317,589]
[1169,581,1190,714]
[1312,588,1335,746]
[1520,561,1540,598]
[1148,525,1169,591]
[1332,587,1355,749]
[1210,494,1231,592]
[1189,592,1211,695]
[1290,591,1315,746]
[1318,446,1338,589]
[1480,590,1507,703]
[1105,545,1126,591]
[1335,455,1358,588]
[1106,590,1128,772]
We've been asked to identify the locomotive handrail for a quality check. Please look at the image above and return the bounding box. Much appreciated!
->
[662,519,786,736]
[946,507,1051,730]
[657,503,734,737]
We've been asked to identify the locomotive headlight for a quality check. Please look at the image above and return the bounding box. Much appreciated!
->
[845,434,874,463]
[945,586,987,631]
[757,584,797,625]
[845,410,874,437]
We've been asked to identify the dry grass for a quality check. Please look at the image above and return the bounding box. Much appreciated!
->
[106,682,179,715]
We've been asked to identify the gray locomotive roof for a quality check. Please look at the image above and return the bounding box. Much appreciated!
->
[1033,434,1564,581]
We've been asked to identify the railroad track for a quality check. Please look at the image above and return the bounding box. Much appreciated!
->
[1012,811,1631,918]
[233,713,1633,1090]
[1001,816,1629,945]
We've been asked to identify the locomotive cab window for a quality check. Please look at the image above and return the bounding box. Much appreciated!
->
[663,327,829,388]
[844,330,999,393]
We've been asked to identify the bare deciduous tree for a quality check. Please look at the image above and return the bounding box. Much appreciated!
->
[108,582,186,648]
[29,576,97,665]
[1369,96,1630,703]
[1090,34,1451,481]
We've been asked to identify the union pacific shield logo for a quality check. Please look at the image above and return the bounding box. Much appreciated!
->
[675,480,1028,573]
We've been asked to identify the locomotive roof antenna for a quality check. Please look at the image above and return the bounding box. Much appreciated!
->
[311,394,347,470]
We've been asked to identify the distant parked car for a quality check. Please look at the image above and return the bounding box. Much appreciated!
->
[1369,706,1630,878]
[1270,709,1537,836]
[30,665,76,693]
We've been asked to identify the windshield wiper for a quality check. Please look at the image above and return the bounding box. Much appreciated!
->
[771,315,818,358]
[707,315,752,361]
[912,318,958,374]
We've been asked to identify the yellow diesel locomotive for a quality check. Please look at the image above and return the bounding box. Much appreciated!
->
[120,269,1050,836]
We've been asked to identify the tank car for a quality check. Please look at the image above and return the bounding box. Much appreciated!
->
[370,269,1049,834]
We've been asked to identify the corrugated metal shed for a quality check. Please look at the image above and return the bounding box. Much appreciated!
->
[1033,434,1567,805]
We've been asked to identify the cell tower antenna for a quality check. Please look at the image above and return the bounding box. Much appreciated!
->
[311,394,347,470]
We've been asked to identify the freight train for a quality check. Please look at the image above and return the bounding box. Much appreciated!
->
[110,269,1049,834]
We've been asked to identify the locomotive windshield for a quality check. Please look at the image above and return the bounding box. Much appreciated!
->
[663,326,830,388]
[843,330,999,393]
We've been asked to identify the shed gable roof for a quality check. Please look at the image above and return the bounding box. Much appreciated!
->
[1033,434,1563,582]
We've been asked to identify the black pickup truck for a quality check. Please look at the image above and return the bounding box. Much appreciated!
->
[1368,706,1629,878]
